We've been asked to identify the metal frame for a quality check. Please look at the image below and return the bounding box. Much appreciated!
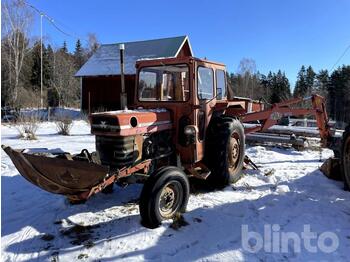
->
[73,159,152,201]
[239,95,331,146]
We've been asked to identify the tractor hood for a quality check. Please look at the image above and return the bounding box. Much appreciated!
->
[90,108,173,136]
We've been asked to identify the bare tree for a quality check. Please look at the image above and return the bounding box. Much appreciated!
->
[86,33,100,58]
[2,0,34,106]
[236,58,258,98]
[51,49,80,107]
[238,58,257,75]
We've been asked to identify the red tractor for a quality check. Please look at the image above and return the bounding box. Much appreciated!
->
[3,55,348,228]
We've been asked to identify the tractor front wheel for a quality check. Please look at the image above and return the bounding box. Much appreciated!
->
[139,166,190,228]
[342,125,350,190]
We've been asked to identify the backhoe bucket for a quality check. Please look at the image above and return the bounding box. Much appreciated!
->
[2,145,109,196]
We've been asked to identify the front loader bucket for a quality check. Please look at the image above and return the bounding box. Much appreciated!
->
[2,145,109,196]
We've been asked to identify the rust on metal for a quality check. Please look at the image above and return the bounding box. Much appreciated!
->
[90,110,172,137]
[2,145,153,201]
[75,159,152,200]
[2,145,109,195]
[239,95,331,147]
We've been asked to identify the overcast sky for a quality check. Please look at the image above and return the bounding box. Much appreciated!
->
[28,0,350,87]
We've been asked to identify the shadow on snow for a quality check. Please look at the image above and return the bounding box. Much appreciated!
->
[3,169,350,261]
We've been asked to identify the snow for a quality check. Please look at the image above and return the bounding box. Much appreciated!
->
[1,121,350,261]
[275,184,290,194]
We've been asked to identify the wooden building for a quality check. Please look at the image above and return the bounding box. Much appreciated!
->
[75,36,193,112]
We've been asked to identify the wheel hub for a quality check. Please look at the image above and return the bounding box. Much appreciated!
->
[229,135,240,168]
[159,182,180,218]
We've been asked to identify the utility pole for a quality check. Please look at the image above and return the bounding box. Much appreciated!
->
[40,13,43,108]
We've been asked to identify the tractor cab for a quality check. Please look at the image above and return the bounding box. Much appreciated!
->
[134,57,229,165]
[135,57,228,105]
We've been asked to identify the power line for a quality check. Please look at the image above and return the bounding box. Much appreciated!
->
[21,0,89,108]
[22,0,88,42]
[330,43,350,72]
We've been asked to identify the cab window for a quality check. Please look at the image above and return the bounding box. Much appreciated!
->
[139,64,189,101]
[197,67,214,100]
[216,69,226,99]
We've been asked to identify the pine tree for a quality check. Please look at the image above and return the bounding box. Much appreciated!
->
[43,44,54,87]
[30,41,43,90]
[281,71,291,100]
[259,73,269,101]
[74,39,85,69]
[315,70,329,98]
[305,66,316,95]
[328,65,350,123]
[269,70,291,103]
[293,65,307,97]
[61,41,68,53]
[30,42,54,89]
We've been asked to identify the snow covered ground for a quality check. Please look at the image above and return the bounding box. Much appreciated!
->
[1,121,350,261]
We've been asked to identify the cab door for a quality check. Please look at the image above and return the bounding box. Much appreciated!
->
[195,62,216,161]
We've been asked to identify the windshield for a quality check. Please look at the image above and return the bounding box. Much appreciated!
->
[138,64,189,101]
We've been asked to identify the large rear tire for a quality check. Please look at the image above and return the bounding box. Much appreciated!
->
[205,116,245,188]
[342,125,350,190]
[139,166,190,229]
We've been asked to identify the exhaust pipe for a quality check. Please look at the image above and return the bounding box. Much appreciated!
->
[119,43,127,110]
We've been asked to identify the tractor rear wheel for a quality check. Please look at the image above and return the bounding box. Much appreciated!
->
[342,125,350,190]
[139,166,190,228]
[205,116,245,188]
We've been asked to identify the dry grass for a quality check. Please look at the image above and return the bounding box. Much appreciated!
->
[15,113,40,140]
[55,113,73,136]
[80,111,90,124]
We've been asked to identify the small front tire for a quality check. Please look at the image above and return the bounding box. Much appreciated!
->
[139,166,190,228]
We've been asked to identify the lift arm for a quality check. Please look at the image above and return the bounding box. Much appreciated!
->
[239,94,332,147]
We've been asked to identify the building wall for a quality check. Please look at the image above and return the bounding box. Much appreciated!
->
[81,75,136,112]
[176,41,192,57]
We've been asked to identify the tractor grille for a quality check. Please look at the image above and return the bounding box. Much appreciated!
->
[96,135,139,169]
[91,116,120,133]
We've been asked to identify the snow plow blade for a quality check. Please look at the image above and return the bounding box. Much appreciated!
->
[2,145,109,197]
